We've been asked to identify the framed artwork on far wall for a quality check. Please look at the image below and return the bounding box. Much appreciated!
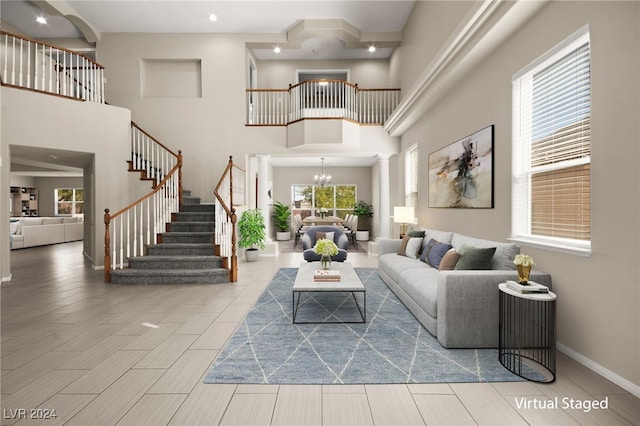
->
[428,125,494,208]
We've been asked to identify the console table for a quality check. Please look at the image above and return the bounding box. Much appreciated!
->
[498,283,556,383]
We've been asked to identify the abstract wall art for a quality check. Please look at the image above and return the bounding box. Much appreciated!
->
[428,125,494,208]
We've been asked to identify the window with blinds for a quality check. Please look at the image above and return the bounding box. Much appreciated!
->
[405,144,419,207]
[512,25,591,253]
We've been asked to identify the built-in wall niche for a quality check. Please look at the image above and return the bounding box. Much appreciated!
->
[140,59,202,98]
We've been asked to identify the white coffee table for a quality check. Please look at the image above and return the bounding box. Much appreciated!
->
[292,262,366,324]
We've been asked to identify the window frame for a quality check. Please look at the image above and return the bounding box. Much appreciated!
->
[405,144,418,207]
[55,188,84,216]
[511,25,592,256]
[291,183,357,219]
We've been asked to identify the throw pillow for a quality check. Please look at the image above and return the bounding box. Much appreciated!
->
[426,242,453,268]
[405,238,423,259]
[454,245,496,270]
[419,239,438,263]
[397,234,411,256]
[316,231,334,242]
[438,248,461,270]
[407,229,426,238]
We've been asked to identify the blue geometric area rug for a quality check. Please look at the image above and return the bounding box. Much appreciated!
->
[204,268,523,384]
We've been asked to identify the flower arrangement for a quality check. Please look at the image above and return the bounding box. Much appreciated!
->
[314,238,338,270]
[514,254,536,267]
[319,207,329,218]
[314,238,338,257]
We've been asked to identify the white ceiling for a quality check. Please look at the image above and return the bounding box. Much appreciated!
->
[1,0,415,59]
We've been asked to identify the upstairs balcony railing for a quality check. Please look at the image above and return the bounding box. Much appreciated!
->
[1,30,105,103]
[246,80,400,126]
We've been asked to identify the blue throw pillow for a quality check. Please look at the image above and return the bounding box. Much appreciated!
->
[420,239,453,268]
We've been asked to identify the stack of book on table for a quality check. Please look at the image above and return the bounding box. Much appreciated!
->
[314,270,341,282]
[506,280,549,294]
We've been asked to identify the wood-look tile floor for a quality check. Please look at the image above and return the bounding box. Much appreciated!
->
[1,242,638,425]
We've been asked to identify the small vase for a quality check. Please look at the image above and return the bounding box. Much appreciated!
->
[321,255,331,270]
[517,265,531,284]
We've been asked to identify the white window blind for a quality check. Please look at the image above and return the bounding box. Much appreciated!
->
[406,144,418,207]
[512,26,591,253]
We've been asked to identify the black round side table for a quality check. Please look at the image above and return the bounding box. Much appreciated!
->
[498,283,556,383]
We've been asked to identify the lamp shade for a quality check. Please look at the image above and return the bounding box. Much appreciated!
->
[393,206,415,224]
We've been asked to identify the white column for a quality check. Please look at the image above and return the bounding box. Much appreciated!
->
[256,154,272,241]
[378,154,391,239]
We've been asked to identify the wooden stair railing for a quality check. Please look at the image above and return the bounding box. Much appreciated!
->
[213,156,246,282]
[128,122,181,191]
[104,152,183,282]
[1,30,105,103]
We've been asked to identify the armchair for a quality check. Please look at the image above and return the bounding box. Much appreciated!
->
[301,226,349,262]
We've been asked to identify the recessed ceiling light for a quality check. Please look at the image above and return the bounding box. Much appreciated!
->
[36,16,47,24]
[368,46,376,53]
[274,47,281,54]
[208,14,217,22]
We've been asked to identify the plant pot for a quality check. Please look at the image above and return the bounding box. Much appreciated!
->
[355,231,369,241]
[276,231,291,241]
[245,248,259,262]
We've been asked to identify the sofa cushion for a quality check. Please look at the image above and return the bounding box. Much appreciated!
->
[397,234,411,256]
[42,217,64,225]
[20,218,43,227]
[451,233,520,270]
[439,249,461,270]
[62,217,79,223]
[454,245,496,270]
[421,229,454,252]
[10,220,19,235]
[398,267,440,318]
[379,252,430,283]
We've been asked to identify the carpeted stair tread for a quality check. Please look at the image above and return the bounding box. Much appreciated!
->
[182,204,215,213]
[129,255,223,269]
[175,213,215,222]
[147,243,215,256]
[110,268,229,284]
[169,222,215,232]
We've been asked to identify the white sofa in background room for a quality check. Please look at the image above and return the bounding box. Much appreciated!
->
[10,216,84,249]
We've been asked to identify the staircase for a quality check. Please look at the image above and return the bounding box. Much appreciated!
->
[109,190,230,285]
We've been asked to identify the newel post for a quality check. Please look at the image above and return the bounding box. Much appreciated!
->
[230,208,238,282]
[178,150,183,212]
[104,208,111,282]
[229,155,238,282]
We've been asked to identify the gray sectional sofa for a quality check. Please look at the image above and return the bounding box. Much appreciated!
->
[378,229,552,348]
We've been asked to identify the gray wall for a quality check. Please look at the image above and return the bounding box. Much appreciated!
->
[392,0,640,388]
[257,59,392,88]
[34,176,84,217]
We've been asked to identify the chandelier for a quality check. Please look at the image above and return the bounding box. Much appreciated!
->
[314,157,331,187]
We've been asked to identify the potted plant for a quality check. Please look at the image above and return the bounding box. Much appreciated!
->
[237,208,266,262]
[352,200,374,241]
[272,201,291,241]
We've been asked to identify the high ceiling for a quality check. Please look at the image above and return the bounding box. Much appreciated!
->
[3,0,414,171]
[1,0,415,59]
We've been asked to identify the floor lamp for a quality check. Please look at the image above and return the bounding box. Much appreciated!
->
[394,206,415,239]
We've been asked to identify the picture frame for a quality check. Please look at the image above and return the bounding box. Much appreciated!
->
[428,125,494,208]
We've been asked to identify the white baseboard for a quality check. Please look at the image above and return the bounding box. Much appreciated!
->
[558,342,640,398]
